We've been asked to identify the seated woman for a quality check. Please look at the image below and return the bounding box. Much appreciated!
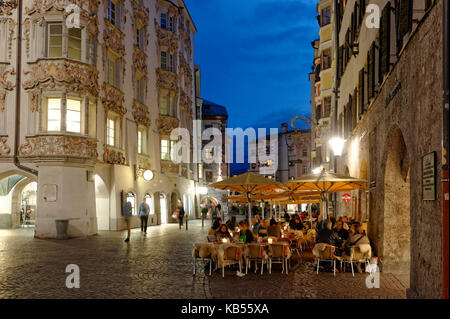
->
[209,219,222,236]
[215,224,232,240]
[344,224,370,250]
[238,220,254,243]
[267,218,281,238]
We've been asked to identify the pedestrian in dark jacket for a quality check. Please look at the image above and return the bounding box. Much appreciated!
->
[177,201,185,229]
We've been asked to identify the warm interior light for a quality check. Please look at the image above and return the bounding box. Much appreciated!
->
[268,238,273,244]
[329,137,346,156]
[222,238,227,243]
[143,170,154,181]
[312,167,322,174]
[198,187,208,195]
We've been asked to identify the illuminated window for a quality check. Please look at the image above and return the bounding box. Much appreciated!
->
[160,94,168,115]
[126,192,136,215]
[107,117,115,146]
[66,98,81,133]
[68,28,82,60]
[138,126,147,154]
[47,98,61,131]
[47,23,63,57]
[161,139,169,160]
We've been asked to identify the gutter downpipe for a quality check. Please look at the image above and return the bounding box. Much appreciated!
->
[14,0,38,177]
[442,0,449,300]
[332,0,340,218]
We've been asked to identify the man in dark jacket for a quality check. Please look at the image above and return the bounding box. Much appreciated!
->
[334,220,349,240]
[316,219,343,248]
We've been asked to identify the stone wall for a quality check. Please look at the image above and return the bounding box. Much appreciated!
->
[337,1,443,298]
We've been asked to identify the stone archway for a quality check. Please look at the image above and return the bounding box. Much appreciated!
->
[382,126,411,276]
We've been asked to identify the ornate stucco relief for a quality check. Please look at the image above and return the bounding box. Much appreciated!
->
[0,65,15,112]
[103,145,126,165]
[19,135,98,159]
[132,100,151,127]
[101,82,126,117]
[157,115,179,136]
[23,59,99,96]
[0,136,11,156]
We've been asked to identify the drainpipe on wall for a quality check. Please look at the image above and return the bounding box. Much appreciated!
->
[332,0,340,217]
[442,0,449,300]
[14,0,38,177]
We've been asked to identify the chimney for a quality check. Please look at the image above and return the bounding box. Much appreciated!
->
[281,123,288,133]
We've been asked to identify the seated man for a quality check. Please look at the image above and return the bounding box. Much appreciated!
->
[316,219,343,251]
[288,215,297,230]
[334,220,349,240]
[292,215,304,231]
[252,215,262,235]
[267,219,282,238]
[257,219,269,238]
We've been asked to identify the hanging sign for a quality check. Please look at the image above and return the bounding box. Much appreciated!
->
[342,193,352,203]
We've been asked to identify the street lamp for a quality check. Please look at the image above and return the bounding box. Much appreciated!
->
[329,137,346,156]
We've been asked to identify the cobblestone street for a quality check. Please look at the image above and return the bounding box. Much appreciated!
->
[0,220,408,299]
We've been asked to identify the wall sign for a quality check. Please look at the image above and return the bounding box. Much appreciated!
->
[422,151,436,201]
[342,193,352,203]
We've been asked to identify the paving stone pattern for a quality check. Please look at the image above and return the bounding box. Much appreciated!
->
[0,221,407,299]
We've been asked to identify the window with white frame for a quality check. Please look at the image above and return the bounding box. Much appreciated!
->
[107,0,121,29]
[136,27,145,50]
[138,126,147,154]
[68,28,82,60]
[47,23,63,58]
[107,56,121,89]
[45,97,83,133]
[135,75,145,103]
[47,98,62,131]
[161,13,167,30]
[161,139,176,161]
[106,113,120,147]
[66,98,82,133]
[161,51,176,72]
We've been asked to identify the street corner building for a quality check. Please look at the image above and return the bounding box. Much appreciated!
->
[310,0,449,298]
[0,1,202,238]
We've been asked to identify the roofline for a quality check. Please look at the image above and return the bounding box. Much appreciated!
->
[177,0,198,34]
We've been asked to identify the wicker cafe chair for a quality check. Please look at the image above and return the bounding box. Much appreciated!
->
[290,231,304,257]
[341,245,372,277]
[268,243,290,275]
[304,229,316,249]
[221,245,243,278]
[192,243,216,276]
[246,243,266,275]
[314,244,337,276]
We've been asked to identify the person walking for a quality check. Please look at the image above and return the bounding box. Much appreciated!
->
[138,197,150,233]
[123,200,132,242]
[178,201,185,230]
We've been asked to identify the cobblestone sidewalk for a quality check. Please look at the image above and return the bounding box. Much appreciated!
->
[0,221,407,299]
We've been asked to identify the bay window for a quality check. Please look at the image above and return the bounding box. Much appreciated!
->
[44,96,87,134]
[135,75,145,103]
[159,92,177,117]
[161,51,176,73]
[48,23,63,57]
[107,56,121,89]
[107,0,121,29]
[68,28,82,60]
[161,139,176,161]
[66,98,82,133]
[47,98,62,131]
[107,117,116,146]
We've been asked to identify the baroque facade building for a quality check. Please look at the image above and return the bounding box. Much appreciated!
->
[249,123,311,183]
[331,0,444,298]
[310,0,338,172]
[0,0,200,236]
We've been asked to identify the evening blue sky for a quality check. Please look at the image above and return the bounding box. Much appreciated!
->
[186,0,319,131]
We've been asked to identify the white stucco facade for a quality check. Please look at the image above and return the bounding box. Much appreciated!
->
[0,0,200,237]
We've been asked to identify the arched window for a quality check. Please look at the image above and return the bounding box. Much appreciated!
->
[145,193,153,215]
[126,192,136,215]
